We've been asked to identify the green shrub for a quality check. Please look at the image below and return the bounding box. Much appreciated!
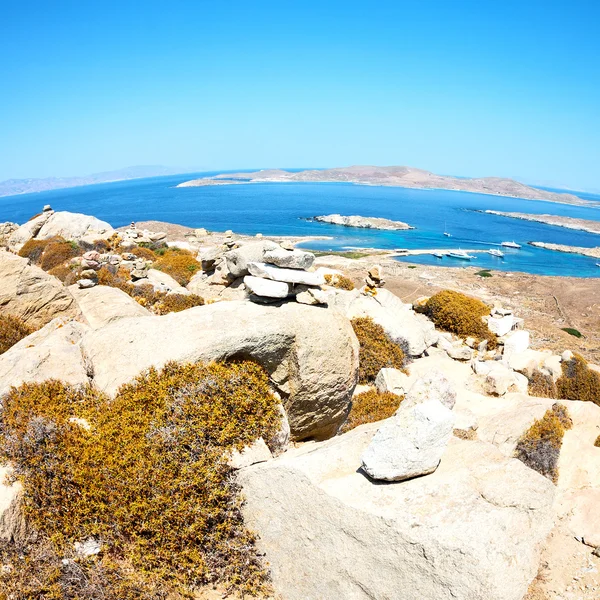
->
[0,361,280,597]
[324,273,355,290]
[562,327,583,338]
[476,269,493,278]
[514,403,572,483]
[0,314,34,355]
[154,248,201,285]
[556,353,600,406]
[340,389,402,433]
[351,317,406,384]
[418,289,496,349]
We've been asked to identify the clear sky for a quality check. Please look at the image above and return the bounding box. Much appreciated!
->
[1,0,599,190]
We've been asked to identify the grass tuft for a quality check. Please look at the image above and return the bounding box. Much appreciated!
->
[340,389,402,433]
[0,314,34,355]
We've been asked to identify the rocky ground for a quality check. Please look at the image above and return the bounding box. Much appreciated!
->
[1,210,600,599]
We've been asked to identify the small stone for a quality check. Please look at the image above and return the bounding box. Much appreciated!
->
[74,538,102,558]
[80,269,98,280]
[77,279,97,289]
[43,204,52,212]
[488,315,515,337]
[562,350,574,362]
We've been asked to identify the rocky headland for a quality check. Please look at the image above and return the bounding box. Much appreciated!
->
[177,165,588,205]
[313,214,414,230]
[0,207,600,599]
[485,210,600,234]
[529,241,600,259]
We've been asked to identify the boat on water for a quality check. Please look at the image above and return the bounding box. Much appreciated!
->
[488,248,505,258]
[447,249,475,260]
[597,263,600,267]
[443,221,452,237]
[433,252,444,259]
[501,241,521,249]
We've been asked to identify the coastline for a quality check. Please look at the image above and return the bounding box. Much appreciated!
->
[483,210,600,234]
[176,177,595,207]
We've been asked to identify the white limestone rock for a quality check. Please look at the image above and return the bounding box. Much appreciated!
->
[226,241,279,277]
[404,370,457,410]
[361,399,454,481]
[375,368,410,395]
[228,438,273,470]
[248,261,326,286]
[488,315,515,337]
[484,365,529,396]
[503,330,530,359]
[36,211,113,241]
[244,275,292,299]
[263,247,315,270]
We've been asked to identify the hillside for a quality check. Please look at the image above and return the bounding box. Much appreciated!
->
[178,165,587,205]
[0,165,190,197]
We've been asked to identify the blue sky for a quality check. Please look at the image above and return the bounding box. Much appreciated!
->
[1,0,599,190]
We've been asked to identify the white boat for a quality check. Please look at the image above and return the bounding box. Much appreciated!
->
[443,221,452,237]
[433,252,444,259]
[488,248,505,257]
[597,263,600,267]
[448,249,475,260]
[501,241,521,249]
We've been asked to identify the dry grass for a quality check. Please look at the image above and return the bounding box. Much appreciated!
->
[556,353,600,406]
[351,317,406,384]
[154,293,204,315]
[418,289,497,349]
[18,237,83,272]
[515,403,572,483]
[324,273,355,290]
[528,371,558,399]
[340,389,402,433]
[0,314,34,355]
[153,248,201,285]
[0,361,280,597]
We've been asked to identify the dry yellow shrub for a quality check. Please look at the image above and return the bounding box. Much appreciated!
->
[419,290,496,349]
[0,314,34,355]
[351,317,406,384]
[0,361,280,597]
[340,389,402,433]
[153,248,200,285]
[556,353,600,406]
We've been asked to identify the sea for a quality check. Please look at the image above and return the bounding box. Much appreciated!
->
[1,171,600,278]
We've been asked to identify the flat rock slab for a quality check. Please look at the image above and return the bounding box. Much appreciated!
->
[244,275,292,298]
[69,284,150,329]
[263,247,315,270]
[248,262,326,286]
[238,426,555,600]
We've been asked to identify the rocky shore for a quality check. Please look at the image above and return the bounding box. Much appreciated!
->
[485,210,600,234]
[1,207,600,599]
[529,241,600,259]
[313,213,414,230]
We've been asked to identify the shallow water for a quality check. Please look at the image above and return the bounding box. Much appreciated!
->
[1,173,600,277]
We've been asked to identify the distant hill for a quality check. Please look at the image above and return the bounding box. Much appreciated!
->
[178,165,587,205]
[0,165,191,198]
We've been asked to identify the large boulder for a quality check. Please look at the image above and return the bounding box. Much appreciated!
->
[225,241,279,278]
[361,399,454,481]
[7,211,54,252]
[69,284,150,330]
[0,251,79,327]
[81,301,359,440]
[238,427,555,600]
[35,211,114,241]
[0,318,91,399]
[343,288,438,356]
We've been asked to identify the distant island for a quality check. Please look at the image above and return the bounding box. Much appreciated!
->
[484,210,600,235]
[0,165,191,198]
[177,165,587,205]
[313,214,414,230]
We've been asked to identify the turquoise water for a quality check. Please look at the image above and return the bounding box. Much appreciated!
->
[1,172,600,278]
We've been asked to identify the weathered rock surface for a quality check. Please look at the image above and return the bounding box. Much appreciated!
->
[243,275,291,298]
[186,273,248,302]
[483,364,529,396]
[225,241,279,278]
[375,368,410,395]
[404,370,457,410]
[7,211,53,251]
[0,251,79,327]
[0,318,91,399]
[343,288,437,356]
[238,427,555,600]
[35,211,113,241]
[263,247,315,270]
[143,269,189,294]
[502,330,530,359]
[248,262,326,286]
[361,399,454,481]
[81,301,359,440]
[70,284,150,329]
[228,438,273,470]
[488,314,514,336]
[0,466,26,544]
